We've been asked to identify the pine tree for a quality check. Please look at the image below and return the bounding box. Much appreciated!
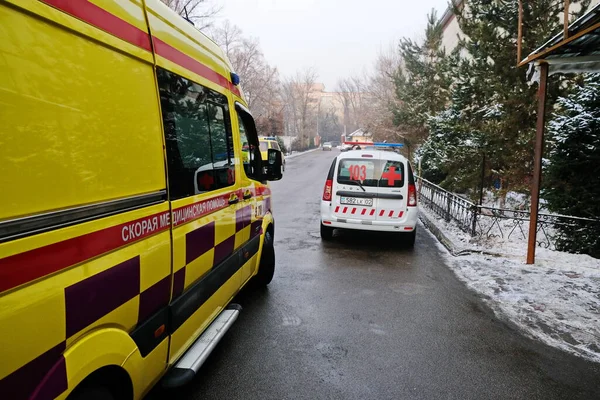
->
[419,0,590,194]
[544,74,600,257]
[392,10,455,145]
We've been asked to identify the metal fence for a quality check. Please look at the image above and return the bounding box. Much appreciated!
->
[418,177,600,255]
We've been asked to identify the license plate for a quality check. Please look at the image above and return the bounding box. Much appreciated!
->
[340,196,373,206]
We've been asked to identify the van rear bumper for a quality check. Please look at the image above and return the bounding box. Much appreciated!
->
[320,202,418,232]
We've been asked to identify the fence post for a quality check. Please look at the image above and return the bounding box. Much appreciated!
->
[471,205,478,236]
[445,193,451,222]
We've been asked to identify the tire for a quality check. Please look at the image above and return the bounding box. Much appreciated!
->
[255,230,275,286]
[320,223,334,241]
[69,385,115,400]
[406,228,416,248]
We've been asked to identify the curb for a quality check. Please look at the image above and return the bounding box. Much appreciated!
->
[418,210,506,258]
[285,148,320,160]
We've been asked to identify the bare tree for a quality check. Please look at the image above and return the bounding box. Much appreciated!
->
[161,0,221,30]
[336,74,369,134]
[210,20,243,57]
[364,45,403,142]
[281,68,320,150]
[210,21,282,135]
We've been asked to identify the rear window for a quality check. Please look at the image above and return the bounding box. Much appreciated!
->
[337,159,405,188]
[271,141,281,151]
[259,141,268,151]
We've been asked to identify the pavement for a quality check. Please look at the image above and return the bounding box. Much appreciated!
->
[148,150,600,400]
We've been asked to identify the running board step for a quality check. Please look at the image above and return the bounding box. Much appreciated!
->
[162,304,242,388]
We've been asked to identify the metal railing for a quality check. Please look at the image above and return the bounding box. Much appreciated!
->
[418,177,600,255]
[418,178,478,235]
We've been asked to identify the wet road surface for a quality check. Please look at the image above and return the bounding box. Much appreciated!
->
[149,150,600,400]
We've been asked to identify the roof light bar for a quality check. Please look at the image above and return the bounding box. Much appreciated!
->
[342,141,404,148]
[373,142,404,148]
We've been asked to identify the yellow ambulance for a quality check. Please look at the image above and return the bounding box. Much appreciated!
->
[0,1,283,399]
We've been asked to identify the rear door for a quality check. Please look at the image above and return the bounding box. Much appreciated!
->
[156,68,241,364]
[333,156,379,221]
[375,158,407,220]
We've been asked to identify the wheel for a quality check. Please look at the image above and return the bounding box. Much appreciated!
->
[68,385,115,400]
[255,230,275,286]
[320,223,334,241]
[406,228,416,248]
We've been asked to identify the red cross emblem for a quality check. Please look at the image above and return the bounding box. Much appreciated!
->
[198,172,214,190]
[381,166,402,186]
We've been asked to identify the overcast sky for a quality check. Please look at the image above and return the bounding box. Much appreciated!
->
[216,0,451,90]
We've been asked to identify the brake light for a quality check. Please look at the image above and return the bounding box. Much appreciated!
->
[407,183,417,206]
[323,179,333,201]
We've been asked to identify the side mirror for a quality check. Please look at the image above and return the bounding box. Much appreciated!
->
[263,148,283,181]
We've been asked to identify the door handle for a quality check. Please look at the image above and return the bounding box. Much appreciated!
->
[243,193,253,200]
[229,198,239,205]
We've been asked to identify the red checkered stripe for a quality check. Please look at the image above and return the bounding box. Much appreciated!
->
[0,187,272,399]
[334,206,405,218]
[168,187,269,299]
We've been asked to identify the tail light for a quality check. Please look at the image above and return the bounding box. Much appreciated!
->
[323,179,333,201]
[407,183,417,207]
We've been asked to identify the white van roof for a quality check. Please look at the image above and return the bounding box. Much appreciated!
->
[338,149,408,163]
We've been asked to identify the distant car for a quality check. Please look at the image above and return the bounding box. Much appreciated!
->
[320,147,418,246]
[340,143,353,152]
[259,136,286,171]
[322,142,333,151]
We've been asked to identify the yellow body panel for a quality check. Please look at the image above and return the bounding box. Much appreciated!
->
[145,0,234,95]
[169,271,241,364]
[63,328,139,397]
[0,0,165,221]
[0,1,275,399]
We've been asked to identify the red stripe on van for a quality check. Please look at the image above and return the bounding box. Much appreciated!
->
[361,209,366,215]
[370,209,375,216]
[0,211,170,293]
[343,207,348,214]
[351,208,357,214]
[335,206,340,213]
[379,210,385,217]
[388,210,394,217]
[153,38,241,97]
[40,0,152,51]
[40,1,241,97]
[399,211,404,218]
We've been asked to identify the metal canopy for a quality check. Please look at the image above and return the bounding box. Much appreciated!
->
[521,2,600,264]
[520,3,600,70]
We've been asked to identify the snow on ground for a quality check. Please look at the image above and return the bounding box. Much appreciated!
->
[419,205,600,363]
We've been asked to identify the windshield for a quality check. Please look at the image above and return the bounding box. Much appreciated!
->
[337,159,405,188]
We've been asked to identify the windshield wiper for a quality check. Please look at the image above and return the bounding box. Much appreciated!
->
[350,179,366,192]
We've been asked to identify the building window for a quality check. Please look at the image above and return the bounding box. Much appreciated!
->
[157,68,235,199]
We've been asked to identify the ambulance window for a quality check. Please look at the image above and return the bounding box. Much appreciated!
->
[236,109,262,181]
[157,68,235,200]
[259,141,268,152]
[379,161,405,188]
[337,159,405,188]
[271,141,281,151]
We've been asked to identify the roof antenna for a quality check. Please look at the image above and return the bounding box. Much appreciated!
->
[183,6,195,26]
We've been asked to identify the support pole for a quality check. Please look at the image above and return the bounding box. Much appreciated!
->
[479,151,486,206]
[517,0,524,64]
[527,62,548,265]
[564,0,570,39]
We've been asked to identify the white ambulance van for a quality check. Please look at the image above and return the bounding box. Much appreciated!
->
[320,144,418,246]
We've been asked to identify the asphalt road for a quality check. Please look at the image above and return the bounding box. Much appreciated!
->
[150,150,600,400]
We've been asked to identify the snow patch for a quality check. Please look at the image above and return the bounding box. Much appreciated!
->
[420,205,600,363]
